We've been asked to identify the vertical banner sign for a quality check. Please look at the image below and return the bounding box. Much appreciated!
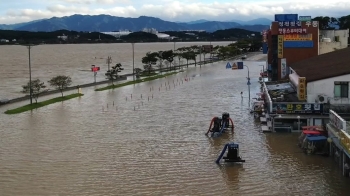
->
[278,35,283,58]
[298,77,306,101]
[281,58,287,79]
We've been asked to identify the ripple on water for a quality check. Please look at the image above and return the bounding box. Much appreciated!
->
[1,57,350,195]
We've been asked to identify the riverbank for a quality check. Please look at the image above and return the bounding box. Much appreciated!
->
[0,52,251,107]
[4,93,84,114]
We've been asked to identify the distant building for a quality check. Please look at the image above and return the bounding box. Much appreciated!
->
[265,14,349,81]
[57,34,68,40]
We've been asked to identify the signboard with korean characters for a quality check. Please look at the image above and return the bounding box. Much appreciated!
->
[281,58,287,79]
[329,109,346,131]
[277,35,283,58]
[283,34,312,41]
[298,77,306,101]
[305,20,319,28]
[271,103,323,114]
[278,27,307,35]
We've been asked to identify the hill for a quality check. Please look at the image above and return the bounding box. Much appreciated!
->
[0,14,270,33]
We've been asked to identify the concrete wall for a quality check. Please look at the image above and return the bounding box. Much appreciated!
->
[319,42,342,54]
[319,29,349,55]
[307,74,350,104]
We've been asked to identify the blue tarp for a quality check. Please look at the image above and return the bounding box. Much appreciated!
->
[306,135,327,142]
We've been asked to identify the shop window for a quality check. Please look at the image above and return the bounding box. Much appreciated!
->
[334,81,349,98]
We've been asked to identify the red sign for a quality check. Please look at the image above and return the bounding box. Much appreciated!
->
[91,66,100,72]
[278,28,307,34]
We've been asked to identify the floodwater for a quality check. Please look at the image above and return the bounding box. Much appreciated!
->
[1,52,350,196]
[0,41,233,99]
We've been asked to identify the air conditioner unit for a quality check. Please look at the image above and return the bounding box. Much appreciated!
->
[316,94,328,103]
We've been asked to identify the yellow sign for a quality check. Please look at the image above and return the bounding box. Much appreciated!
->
[339,130,350,155]
[298,77,306,101]
[278,35,283,58]
[284,34,312,41]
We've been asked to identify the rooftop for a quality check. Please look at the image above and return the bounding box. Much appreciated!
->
[265,81,301,102]
[290,47,350,83]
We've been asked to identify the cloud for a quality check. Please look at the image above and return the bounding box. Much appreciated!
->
[0,0,350,24]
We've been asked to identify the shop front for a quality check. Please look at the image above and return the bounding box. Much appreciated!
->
[327,110,350,177]
[270,102,327,132]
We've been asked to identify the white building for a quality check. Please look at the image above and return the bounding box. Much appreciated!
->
[289,47,350,105]
[101,31,131,38]
[319,29,349,54]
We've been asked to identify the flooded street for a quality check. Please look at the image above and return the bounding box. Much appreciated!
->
[1,53,350,195]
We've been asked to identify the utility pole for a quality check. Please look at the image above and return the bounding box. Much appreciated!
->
[244,65,251,108]
[23,44,36,104]
[106,56,112,71]
[132,43,135,81]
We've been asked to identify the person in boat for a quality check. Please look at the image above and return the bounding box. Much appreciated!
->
[211,117,222,132]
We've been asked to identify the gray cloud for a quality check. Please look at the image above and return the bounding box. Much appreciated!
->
[1,0,350,24]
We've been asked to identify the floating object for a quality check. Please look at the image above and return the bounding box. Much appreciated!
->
[216,142,246,164]
[205,112,234,137]
[226,62,232,69]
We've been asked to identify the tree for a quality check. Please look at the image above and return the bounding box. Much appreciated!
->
[105,63,124,84]
[312,16,338,30]
[338,15,350,30]
[157,51,164,73]
[48,75,72,97]
[161,50,175,70]
[134,68,142,79]
[142,52,158,74]
[22,79,46,103]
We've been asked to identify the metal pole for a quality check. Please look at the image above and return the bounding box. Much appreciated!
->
[132,43,135,81]
[244,65,250,108]
[27,45,33,104]
[173,41,175,51]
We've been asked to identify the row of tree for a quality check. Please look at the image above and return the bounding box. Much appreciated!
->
[139,39,260,73]
[312,15,350,30]
[22,75,72,103]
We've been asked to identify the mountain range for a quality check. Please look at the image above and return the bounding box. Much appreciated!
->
[0,15,271,33]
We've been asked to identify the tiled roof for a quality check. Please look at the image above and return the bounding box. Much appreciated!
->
[289,47,350,82]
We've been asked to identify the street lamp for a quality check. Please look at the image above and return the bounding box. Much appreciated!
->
[297,116,301,132]
[244,65,251,108]
[244,65,250,108]
[23,44,36,104]
[131,43,135,81]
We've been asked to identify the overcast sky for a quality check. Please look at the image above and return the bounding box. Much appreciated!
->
[0,0,349,24]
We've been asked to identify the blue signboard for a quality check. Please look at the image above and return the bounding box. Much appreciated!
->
[275,14,298,22]
[299,16,312,21]
[262,43,268,54]
[272,103,323,114]
[278,21,302,28]
[237,62,243,69]
[284,41,314,48]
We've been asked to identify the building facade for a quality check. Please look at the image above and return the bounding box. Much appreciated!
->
[319,29,349,54]
[265,14,349,81]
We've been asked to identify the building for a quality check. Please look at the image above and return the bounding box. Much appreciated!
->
[319,29,349,54]
[326,110,350,177]
[261,47,350,132]
[265,14,349,81]
[290,47,350,106]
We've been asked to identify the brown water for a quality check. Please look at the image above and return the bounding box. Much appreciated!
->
[0,49,350,195]
[0,41,232,99]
